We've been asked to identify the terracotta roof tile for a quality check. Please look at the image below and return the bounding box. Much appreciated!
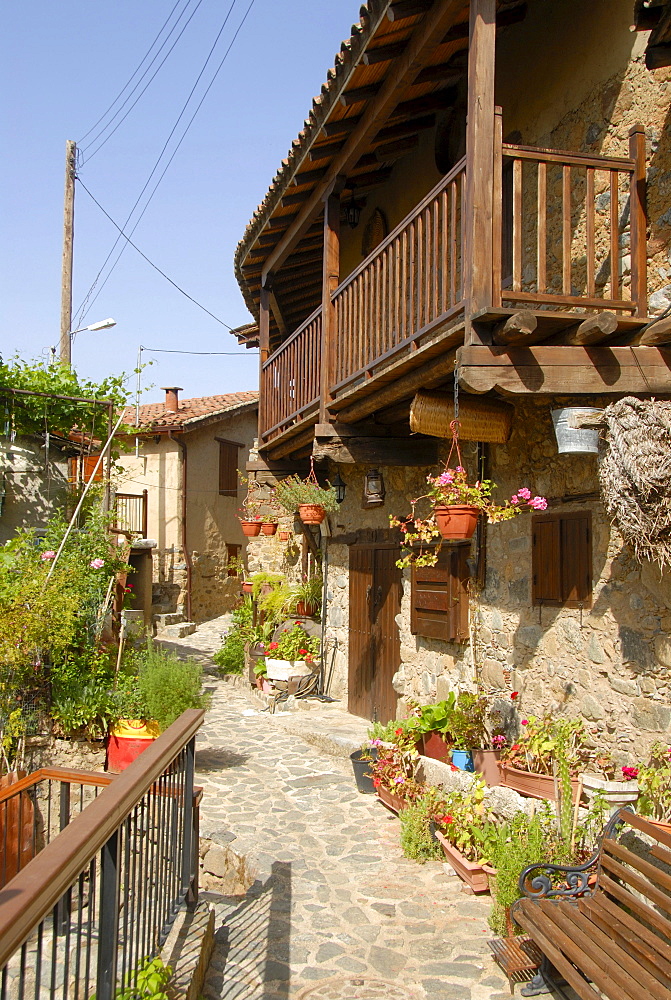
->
[123,391,258,432]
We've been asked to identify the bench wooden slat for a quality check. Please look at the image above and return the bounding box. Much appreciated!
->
[536,900,662,1000]
[604,836,671,895]
[514,900,607,1000]
[561,901,671,1000]
[580,894,671,988]
[624,812,671,851]
[653,844,671,867]
[601,851,671,918]
[600,872,671,943]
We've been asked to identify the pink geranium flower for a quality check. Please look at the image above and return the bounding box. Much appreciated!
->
[89,558,105,569]
[529,497,548,510]
[40,550,56,561]
[517,487,531,500]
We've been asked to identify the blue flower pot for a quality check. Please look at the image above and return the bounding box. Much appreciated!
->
[451,749,474,772]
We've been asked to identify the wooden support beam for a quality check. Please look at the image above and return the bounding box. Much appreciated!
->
[310,114,436,162]
[340,83,382,107]
[345,167,393,189]
[463,0,496,343]
[441,2,526,42]
[413,62,463,86]
[268,286,288,338]
[336,349,459,424]
[319,190,341,423]
[630,124,648,318]
[375,134,419,162]
[492,310,538,346]
[281,190,312,207]
[362,41,407,65]
[559,311,618,346]
[629,316,671,346]
[456,345,671,395]
[391,87,458,120]
[261,0,465,284]
[258,285,271,443]
[291,168,328,187]
[313,435,438,465]
[388,0,434,21]
[323,116,361,138]
[266,424,318,461]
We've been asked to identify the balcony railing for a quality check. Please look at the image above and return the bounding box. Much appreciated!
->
[261,306,322,442]
[332,155,466,394]
[0,710,203,1000]
[113,491,148,537]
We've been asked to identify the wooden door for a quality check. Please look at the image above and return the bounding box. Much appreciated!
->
[348,544,401,723]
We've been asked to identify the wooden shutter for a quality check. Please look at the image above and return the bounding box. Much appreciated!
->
[69,455,102,484]
[533,511,592,608]
[218,442,238,496]
[411,544,469,642]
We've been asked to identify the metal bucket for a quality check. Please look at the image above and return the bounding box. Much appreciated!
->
[551,407,602,454]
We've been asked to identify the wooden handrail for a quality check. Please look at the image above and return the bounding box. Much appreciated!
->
[0,709,204,968]
[333,155,467,300]
[263,304,323,369]
[501,142,635,172]
[0,767,113,805]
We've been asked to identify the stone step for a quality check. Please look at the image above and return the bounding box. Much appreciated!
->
[160,621,197,639]
[153,612,185,628]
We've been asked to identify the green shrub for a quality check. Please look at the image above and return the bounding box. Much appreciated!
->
[50,653,116,738]
[213,601,253,675]
[399,792,442,863]
[137,644,210,732]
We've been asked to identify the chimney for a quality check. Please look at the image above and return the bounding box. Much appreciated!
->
[162,387,182,413]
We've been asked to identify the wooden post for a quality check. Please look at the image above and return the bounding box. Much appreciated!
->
[492,106,503,309]
[319,187,341,424]
[258,283,271,443]
[629,124,647,318]
[463,0,496,344]
[59,140,76,365]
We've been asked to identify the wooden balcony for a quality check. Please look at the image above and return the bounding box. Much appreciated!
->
[259,128,653,457]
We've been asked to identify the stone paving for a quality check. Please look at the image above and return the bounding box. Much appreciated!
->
[158,616,534,999]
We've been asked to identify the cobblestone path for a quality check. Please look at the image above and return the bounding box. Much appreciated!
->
[195,677,512,1000]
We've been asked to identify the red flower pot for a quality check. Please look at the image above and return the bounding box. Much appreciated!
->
[434,505,479,540]
[278,530,291,541]
[295,600,318,617]
[241,581,254,595]
[240,520,261,537]
[261,523,277,536]
[299,503,326,525]
[420,731,452,763]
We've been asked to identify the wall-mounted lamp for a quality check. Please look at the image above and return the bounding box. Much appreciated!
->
[345,187,361,230]
[363,468,385,508]
[331,470,346,504]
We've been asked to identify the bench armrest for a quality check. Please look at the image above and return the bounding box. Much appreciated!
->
[516,849,601,901]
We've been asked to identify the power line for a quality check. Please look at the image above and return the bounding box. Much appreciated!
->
[140,346,257,355]
[77,0,190,146]
[77,178,237,330]
[74,0,250,327]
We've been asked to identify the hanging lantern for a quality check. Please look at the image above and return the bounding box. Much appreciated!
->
[363,468,385,507]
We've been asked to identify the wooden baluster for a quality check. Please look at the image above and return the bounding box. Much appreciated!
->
[629,124,647,317]
[562,164,571,295]
[319,189,341,423]
[492,106,503,307]
[417,214,424,331]
[513,158,523,292]
[450,181,457,306]
[409,220,417,339]
[460,170,466,301]
[433,195,440,319]
[610,169,620,301]
[537,161,547,294]
[424,206,431,326]
[440,189,448,312]
[586,167,595,299]
[394,236,401,346]
[401,228,408,341]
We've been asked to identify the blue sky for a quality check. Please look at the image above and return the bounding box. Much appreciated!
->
[1,1,354,403]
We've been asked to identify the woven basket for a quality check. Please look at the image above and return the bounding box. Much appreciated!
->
[409,390,513,443]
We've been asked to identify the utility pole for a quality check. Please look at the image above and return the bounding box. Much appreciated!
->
[59,140,76,365]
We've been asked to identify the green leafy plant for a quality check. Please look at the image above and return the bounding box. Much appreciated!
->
[634,742,671,823]
[273,475,339,514]
[287,574,323,613]
[500,714,609,777]
[213,601,253,675]
[50,654,116,738]
[431,780,500,864]
[265,622,320,662]
[117,642,210,732]
[369,740,423,802]
[399,789,443,863]
[94,956,172,1000]
[444,692,490,750]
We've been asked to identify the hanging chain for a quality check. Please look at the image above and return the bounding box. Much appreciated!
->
[443,363,463,470]
[453,362,460,426]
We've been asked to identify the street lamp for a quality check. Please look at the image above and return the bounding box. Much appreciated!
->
[57,318,116,364]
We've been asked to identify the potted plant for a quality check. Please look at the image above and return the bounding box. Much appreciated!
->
[411,697,456,762]
[350,738,381,795]
[278,528,292,542]
[390,468,547,566]
[288,574,323,617]
[264,621,320,681]
[107,643,210,772]
[239,510,262,537]
[498,715,597,802]
[629,742,671,831]
[274,471,339,526]
[430,780,499,894]
[370,734,424,813]
[261,519,278,536]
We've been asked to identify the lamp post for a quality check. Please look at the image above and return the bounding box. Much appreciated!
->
[58,318,116,365]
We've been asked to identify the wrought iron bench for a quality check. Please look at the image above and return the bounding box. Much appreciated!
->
[513,809,671,999]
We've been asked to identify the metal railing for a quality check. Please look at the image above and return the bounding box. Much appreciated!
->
[0,710,204,1000]
[113,491,148,537]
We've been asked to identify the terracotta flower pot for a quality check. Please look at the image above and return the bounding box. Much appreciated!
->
[376,786,408,814]
[295,600,318,617]
[261,522,278,535]
[278,530,291,541]
[241,581,254,595]
[498,762,582,803]
[434,830,495,894]
[299,503,326,525]
[420,731,451,763]
[433,505,479,540]
[473,749,501,786]
[240,520,261,537]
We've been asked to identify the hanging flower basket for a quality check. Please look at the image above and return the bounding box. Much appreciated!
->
[434,505,480,540]
[298,503,326,525]
[278,530,291,541]
[240,520,262,537]
[261,522,278,536]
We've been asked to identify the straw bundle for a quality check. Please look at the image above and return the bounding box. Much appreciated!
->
[598,396,671,568]
[409,390,513,443]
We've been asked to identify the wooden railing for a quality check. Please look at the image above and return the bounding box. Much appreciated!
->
[331,156,466,392]
[113,491,148,537]
[261,306,322,442]
[496,132,646,315]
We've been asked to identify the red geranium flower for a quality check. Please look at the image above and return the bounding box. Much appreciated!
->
[441,814,454,824]
[395,728,403,736]
[511,691,519,700]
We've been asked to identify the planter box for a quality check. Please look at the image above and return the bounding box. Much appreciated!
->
[498,762,582,803]
[420,731,451,763]
[434,830,494,894]
[473,749,501,786]
[265,657,313,681]
[376,786,409,814]
[580,773,640,817]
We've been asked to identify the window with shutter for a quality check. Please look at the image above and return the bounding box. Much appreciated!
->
[411,544,469,642]
[217,439,240,496]
[532,511,592,608]
[226,543,240,576]
[68,455,103,485]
